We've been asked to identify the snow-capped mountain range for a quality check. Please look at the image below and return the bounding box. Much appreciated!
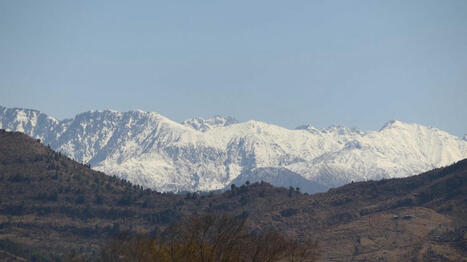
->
[1,106,466,193]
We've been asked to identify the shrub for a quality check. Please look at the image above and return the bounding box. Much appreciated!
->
[98,215,320,262]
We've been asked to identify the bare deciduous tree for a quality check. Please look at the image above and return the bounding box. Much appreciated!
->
[98,215,319,262]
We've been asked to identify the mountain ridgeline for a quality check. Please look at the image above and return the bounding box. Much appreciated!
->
[1,106,467,193]
[0,130,466,261]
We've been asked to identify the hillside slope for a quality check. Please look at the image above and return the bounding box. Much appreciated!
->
[0,131,465,261]
[1,106,466,192]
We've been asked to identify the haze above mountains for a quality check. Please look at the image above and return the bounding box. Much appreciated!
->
[1,105,466,193]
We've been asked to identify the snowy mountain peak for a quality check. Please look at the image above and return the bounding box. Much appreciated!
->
[296,124,365,136]
[0,107,59,134]
[378,120,451,138]
[1,106,466,193]
[322,125,366,136]
[130,109,146,113]
[295,124,321,134]
[182,115,238,131]
[379,120,409,131]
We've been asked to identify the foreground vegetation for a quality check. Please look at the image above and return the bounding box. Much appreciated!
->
[82,215,318,262]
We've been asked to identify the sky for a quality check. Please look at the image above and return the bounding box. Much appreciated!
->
[1,1,466,136]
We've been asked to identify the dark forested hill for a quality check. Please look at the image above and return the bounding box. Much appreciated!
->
[0,130,465,261]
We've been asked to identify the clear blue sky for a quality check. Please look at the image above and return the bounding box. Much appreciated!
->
[1,0,466,136]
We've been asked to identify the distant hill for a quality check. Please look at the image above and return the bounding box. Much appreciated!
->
[0,130,465,261]
[226,167,328,193]
[1,106,467,193]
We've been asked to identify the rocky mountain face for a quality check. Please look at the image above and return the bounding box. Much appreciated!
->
[1,106,467,193]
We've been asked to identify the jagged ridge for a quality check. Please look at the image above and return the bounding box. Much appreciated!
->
[1,105,466,192]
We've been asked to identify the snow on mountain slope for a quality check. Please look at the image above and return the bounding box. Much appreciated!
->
[0,106,65,144]
[182,116,238,131]
[1,106,466,193]
[289,121,467,186]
